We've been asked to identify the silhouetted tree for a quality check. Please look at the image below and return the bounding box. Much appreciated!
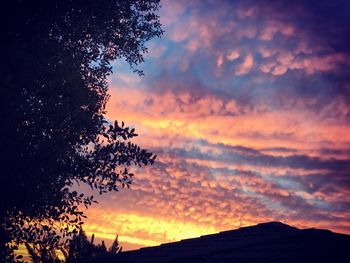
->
[0,0,162,260]
[65,230,94,262]
[25,243,61,263]
[109,235,122,254]
[23,230,120,262]
[64,230,121,262]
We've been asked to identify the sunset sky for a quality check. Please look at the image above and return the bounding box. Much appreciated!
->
[82,0,350,250]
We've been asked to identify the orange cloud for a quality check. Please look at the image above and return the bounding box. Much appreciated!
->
[106,86,350,152]
[84,208,219,250]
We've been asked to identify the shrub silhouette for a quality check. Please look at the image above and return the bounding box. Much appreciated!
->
[22,230,122,262]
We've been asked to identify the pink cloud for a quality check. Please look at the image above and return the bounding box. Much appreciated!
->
[236,6,258,18]
[235,54,254,75]
[216,53,224,68]
[179,59,190,72]
[257,46,278,58]
[277,52,295,65]
[187,39,200,52]
[146,42,167,58]
[259,61,277,73]
[290,53,350,74]
[160,0,187,27]
[259,22,295,41]
[237,26,257,39]
[272,65,288,75]
[106,84,350,154]
[169,22,191,42]
[258,50,349,76]
[226,50,240,61]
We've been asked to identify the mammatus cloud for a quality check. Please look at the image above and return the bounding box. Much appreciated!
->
[84,0,350,250]
[235,54,254,76]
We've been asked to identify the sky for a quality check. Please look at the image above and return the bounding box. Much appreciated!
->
[82,0,350,251]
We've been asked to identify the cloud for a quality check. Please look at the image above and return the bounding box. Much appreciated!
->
[83,0,350,250]
[226,50,240,61]
[235,54,254,75]
[83,143,350,249]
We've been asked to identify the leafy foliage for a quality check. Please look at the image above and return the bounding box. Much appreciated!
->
[109,235,123,254]
[0,0,162,260]
[25,243,61,263]
[22,230,122,262]
[64,230,122,262]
